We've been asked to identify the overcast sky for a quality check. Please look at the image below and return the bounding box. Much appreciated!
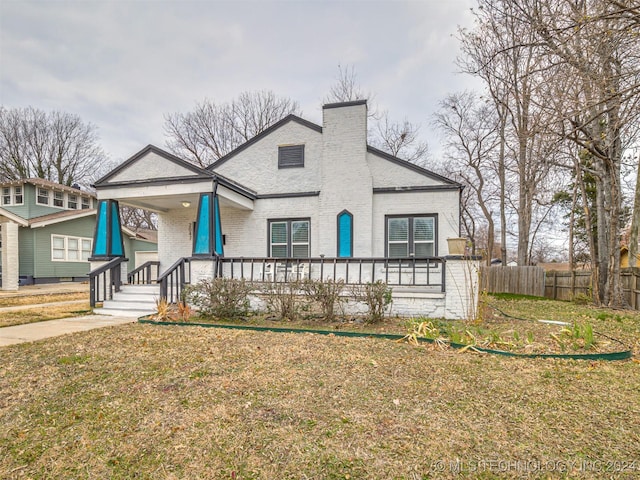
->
[1,0,481,164]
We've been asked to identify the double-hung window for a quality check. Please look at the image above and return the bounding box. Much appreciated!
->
[37,188,49,205]
[2,187,11,205]
[386,215,436,258]
[14,186,23,204]
[81,196,91,209]
[269,219,310,258]
[53,191,64,207]
[68,194,78,209]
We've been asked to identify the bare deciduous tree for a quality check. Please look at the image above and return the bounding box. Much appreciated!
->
[164,90,301,167]
[0,106,108,187]
[324,64,430,166]
[434,91,501,264]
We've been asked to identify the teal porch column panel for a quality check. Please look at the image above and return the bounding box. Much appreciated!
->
[91,199,125,258]
[193,190,224,256]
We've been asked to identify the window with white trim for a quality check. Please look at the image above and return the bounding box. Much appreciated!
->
[1,185,25,206]
[53,191,64,207]
[14,186,23,205]
[51,235,93,262]
[386,215,437,258]
[68,194,78,209]
[81,196,90,209]
[269,218,310,258]
[37,188,49,205]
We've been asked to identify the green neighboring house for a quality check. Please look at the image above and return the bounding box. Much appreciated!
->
[0,178,156,288]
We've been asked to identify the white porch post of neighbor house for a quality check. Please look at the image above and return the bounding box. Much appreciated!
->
[1,222,19,291]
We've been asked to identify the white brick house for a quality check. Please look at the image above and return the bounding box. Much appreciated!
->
[92,100,479,319]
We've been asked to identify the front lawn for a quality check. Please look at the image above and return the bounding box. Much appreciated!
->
[1,296,639,479]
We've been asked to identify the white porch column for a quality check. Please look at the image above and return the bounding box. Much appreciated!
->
[444,257,481,320]
[1,222,19,291]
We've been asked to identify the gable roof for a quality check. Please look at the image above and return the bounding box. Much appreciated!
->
[0,207,29,226]
[205,111,461,188]
[0,178,95,197]
[207,114,323,170]
[93,144,213,187]
[366,146,462,187]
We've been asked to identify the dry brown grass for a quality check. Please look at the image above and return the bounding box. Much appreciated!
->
[0,303,91,328]
[0,292,87,308]
[1,319,639,479]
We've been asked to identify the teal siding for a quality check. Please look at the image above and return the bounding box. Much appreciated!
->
[31,216,96,279]
[2,184,97,220]
[18,228,35,276]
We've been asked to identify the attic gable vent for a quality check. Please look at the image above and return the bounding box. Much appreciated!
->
[278,145,304,169]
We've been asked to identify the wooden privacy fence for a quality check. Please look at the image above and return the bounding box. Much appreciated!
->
[480,266,545,297]
[544,270,592,301]
[483,266,640,309]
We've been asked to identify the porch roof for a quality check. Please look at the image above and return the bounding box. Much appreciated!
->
[92,145,256,212]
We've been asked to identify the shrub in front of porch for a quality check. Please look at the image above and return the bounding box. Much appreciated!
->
[301,278,346,322]
[350,281,393,323]
[183,278,251,319]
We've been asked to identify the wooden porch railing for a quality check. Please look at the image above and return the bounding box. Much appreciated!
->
[158,257,192,304]
[214,256,446,291]
[127,261,160,285]
[88,257,128,307]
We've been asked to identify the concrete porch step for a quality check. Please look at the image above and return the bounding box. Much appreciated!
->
[95,283,160,318]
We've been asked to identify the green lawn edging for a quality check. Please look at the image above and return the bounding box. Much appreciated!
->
[137,318,632,361]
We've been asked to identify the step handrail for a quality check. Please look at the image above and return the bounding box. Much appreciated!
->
[158,257,191,304]
[88,257,128,307]
[127,260,160,285]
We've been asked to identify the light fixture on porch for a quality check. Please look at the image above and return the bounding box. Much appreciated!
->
[181,201,191,208]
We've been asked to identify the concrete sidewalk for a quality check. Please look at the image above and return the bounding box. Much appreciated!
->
[0,315,136,347]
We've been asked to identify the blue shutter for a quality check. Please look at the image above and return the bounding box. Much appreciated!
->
[337,210,353,257]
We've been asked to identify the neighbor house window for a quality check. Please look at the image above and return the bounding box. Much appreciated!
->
[269,218,310,258]
[386,215,436,258]
[53,191,64,207]
[81,196,91,209]
[2,187,10,205]
[37,188,49,205]
[14,186,23,204]
[278,145,304,169]
[68,194,78,209]
[51,235,93,262]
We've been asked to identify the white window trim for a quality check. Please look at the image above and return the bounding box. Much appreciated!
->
[51,234,93,262]
[1,186,24,206]
[14,186,24,205]
[37,187,50,206]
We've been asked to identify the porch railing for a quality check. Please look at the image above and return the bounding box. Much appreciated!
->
[127,260,160,285]
[88,257,128,307]
[158,257,192,304]
[214,256,446,291]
